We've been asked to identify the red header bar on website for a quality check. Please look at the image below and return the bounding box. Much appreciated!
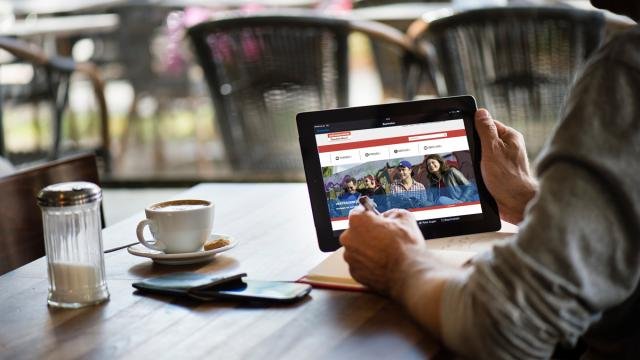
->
[316,119,464,146]
[317,129,466,153]
[316,120,471,167]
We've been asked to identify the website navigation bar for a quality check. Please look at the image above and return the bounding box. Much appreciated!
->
[315,120,469,167]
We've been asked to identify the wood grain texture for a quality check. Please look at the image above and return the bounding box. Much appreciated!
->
[0,153,101,275]
[0,183,441,359]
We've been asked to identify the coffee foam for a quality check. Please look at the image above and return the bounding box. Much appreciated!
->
[150,200,210,211]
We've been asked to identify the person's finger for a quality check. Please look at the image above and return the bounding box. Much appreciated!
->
[385,208,412,220]
[396,208,413,217]
[475,108,499,149]
[339,229,350,246]
[383,209,406,220]
[347,208,364,226]
[348,208,377,229]
[348,267,367,285]
[382,208,400,218]
[493,119,509,137]
[342,246,353,262]
[349,205,365,216]
[493,119,522,144]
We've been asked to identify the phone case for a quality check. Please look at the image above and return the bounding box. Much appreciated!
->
[132,272,311,303]
[132,272,247,297]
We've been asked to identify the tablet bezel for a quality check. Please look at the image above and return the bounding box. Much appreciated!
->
[297,96,501,252]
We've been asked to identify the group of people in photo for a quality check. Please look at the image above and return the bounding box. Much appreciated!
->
[324,152,479,218]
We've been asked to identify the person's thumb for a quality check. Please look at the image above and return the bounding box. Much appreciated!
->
[475,108,498,149]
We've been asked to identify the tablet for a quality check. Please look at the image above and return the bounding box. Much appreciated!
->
[297,96,500,252]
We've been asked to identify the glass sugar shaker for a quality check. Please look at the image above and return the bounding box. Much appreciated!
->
[37,181,109,308]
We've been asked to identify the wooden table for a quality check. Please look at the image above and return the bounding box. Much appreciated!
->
[0,183,449,359]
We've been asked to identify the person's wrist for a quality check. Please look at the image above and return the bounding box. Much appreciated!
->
[388,251,461,338]
[501,176,538,224]
[387,246,424,301]
[388,247,441,302]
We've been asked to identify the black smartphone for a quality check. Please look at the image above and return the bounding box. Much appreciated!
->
[189,278,312,304]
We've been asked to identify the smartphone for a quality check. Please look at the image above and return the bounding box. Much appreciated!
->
[133,272,311,304]
[190,279,312,303]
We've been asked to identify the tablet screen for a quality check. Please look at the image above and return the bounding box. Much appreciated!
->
[315,116,481,234]
[298,96,500,251]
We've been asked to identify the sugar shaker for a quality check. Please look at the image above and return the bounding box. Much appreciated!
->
[37,181,109,308]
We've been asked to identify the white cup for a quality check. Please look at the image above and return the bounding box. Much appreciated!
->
[136,199,214,254]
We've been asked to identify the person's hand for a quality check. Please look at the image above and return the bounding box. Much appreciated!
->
[339,207,428,297]
[475,108,538,224]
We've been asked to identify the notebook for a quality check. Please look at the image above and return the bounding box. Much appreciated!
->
[299,221,518,291]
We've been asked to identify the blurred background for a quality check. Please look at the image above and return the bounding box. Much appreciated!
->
[0,0,632,223]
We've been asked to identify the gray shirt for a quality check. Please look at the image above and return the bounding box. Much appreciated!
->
[436,26,640,358]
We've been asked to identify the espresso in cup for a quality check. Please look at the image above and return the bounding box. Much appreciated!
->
[136,199,214,254]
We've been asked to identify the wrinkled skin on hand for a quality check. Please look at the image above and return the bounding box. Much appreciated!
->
[340,207,428,296]
[474,109,538,224]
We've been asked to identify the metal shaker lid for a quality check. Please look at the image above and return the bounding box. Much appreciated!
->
[37,181,102,207]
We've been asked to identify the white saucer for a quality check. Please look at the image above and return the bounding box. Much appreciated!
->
[127,234,236,265]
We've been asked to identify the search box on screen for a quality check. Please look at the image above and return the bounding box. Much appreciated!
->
[408,133,447,141]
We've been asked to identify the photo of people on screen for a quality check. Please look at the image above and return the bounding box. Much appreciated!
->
[359,175,386,197]
[390,160,429,209]
[323,151,480,219]
[422,154,476,205]
[338,176,360,202]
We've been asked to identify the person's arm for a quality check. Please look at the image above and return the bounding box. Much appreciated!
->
[474,109,538,224]
[437,160,639,359]
[342,32,640,358]
[342,161,638,359]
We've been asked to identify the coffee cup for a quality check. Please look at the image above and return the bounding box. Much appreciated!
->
[136,199,214,254]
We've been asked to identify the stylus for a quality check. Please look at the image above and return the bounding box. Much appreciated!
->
[358,196,381,215]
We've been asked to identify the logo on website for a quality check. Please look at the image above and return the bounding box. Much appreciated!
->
[327,131,351,141]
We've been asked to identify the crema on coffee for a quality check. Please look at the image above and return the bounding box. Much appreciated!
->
[151,200,210,211]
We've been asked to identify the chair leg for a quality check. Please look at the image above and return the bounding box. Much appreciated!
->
[0,87,5,158]
[153,100,166,171]
[67,109,80,148]
[32,101,43,151]
[75,62,111,174]
[117,92,139,169]
[195,100,213,174]
[47,70,71,160]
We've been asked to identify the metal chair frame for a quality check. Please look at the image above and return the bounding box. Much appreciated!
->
[0,37,111,172]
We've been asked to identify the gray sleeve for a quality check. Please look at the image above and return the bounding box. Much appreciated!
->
[439,161,640,359]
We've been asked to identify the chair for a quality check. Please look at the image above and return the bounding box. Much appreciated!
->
[187,10,428,173]
[111,5,196,170]
[409,6,608,157]
[0,153,103,275]
[0,36,111,172]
